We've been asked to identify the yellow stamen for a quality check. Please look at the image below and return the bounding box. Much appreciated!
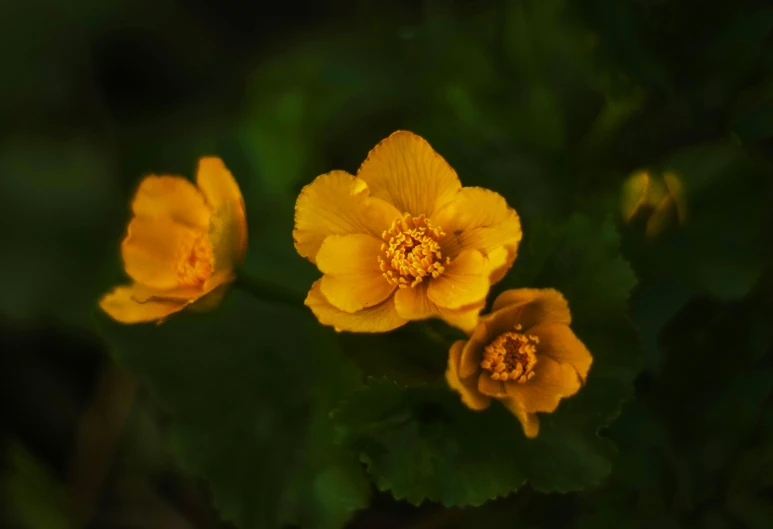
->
[481,325,539,383]
[176,232,214,287]
[378,213,449,288]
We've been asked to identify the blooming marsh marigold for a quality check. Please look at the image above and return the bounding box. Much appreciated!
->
[446,288,592,438]
[293,131,522,333]
[99,157,247,323]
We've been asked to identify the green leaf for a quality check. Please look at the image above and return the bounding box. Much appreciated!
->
[96,291,369,529]
[334,215,640,506]
[4,442,79,529]
[334,378,615,507]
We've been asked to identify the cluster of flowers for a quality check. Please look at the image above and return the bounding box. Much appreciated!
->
[99,131,592,438]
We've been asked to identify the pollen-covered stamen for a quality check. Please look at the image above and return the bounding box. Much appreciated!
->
[176,232,214,287]
[481,325,539,383]
[377,213,450,288]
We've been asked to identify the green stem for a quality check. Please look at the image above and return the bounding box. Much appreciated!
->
[234,273,304,307]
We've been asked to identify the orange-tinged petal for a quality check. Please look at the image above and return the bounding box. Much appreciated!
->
[484,246,513,285]
[305,280,406,332]
[99,285,187,324]
[499,398,540,438]
[131,175,211,229]
[504,356,581,413]
[121,216,205,290]
[427,249,488,309]
[394,283,483,332]
[393,283,435,320]
[459,336,486,379]
[127,268,233,304]
[446,341,491,411]
[478,372,507,398]
[491,288,571,329]
[196,157,248,270]
[356,131,461,217]
[437,302,485,334]
[529,322,593,381]
[431,187,522,281]
[316,234,395,313]
[187,283,229,313]
[294,170,400,263]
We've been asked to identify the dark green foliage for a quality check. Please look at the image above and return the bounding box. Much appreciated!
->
[1,0,772,528]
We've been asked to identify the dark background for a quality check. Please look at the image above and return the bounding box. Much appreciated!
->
[2,0,773,528]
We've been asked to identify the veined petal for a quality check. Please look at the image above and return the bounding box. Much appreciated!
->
[356,131,461,217]
[121,216,204,290]
[427,249,488,309]
[305,280,406,332]
[529,322,593,382]
[99,285,187,324]
[294,170,400,263]
[196,157,248,271]
[131,175,211,229]
[447,341,491,411]
[491,288,571,329]
[504,356,581,413]
[317,234,395,313]
[431,187,521,282]
[499,398,540,438]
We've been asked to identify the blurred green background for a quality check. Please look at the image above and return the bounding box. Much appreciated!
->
[1,0,772,527]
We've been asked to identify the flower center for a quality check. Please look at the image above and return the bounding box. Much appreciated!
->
[176,232,214,288]
[378,213,450,288]
[481,326,539,382]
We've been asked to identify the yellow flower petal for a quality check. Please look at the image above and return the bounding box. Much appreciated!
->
[491,288,571,330]
[196,157,248,270]
[620,170,652,223]
[458,336,486,379]
[478,372,508,397]
[504,356,581,413]
[99,285,187,324]
[427,249,489,310]
[305,280,406,332]
[316,234,396,313]
[393,283,434,320]
[121,216,204,290]
[529,322,593,382]
[438,302,485,334]
[356,131,461,217]
[131,175,211,229]
[187,283,230,313]
[294,170,400,263]
[431,187,522,282]
[127,269,233,304]
[394,283,483,333]
[499,398,540,438]
[446,341,491,411]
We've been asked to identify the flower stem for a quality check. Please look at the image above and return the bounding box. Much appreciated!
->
[234,273,304,307]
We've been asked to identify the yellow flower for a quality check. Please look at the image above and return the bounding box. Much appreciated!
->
[621,170,687,238]
[99,157,247,323]
[446,288,592,438]
[294,131,522,333]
